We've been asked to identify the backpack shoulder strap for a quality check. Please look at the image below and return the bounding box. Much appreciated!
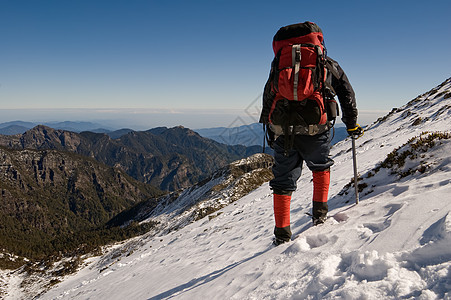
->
[325,59,340,97]
[326,58,340,79]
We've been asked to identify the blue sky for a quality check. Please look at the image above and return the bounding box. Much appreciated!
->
[1,0,450,129]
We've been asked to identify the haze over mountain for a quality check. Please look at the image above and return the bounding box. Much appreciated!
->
[0,121,114,135]
[195,122,349,147]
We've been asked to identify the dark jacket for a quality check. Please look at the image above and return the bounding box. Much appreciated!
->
[259,56,358,129]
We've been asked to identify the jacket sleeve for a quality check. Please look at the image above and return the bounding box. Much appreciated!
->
[259,59,277,124]
[328,57,358,129]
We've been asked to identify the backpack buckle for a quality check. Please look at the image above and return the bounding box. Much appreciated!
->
[308,125,319,135]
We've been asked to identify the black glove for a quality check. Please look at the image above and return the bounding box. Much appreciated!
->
[347,124,364,138]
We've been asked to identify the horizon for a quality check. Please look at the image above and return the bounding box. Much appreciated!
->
[1,1,450,129]
[0,107,386,131]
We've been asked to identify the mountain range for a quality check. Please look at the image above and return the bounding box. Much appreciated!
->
[0,123,268,281]
[0,121,115,135]
[0,125,264,191]
[0,121,349,147]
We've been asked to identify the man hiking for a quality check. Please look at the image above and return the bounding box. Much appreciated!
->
[259,21,363,245]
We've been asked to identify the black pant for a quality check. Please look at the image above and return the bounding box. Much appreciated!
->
[270,130,334,192]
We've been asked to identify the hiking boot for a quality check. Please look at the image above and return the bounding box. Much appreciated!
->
[312,201,328,226]
[273,237,289,246]
[312,215,327,226]
[273,226,291,245]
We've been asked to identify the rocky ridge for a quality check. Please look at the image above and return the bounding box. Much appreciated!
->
[109,153,274,235]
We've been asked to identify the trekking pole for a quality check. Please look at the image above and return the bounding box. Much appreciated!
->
[351,136,359,204]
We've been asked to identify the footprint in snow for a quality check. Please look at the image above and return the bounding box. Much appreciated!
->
[332,212,349,222]
[406,212,451,267]
[363,219,391,233]
[284,234,338,254]
[338,250,394,282]
[391,185,409,196]
[384,203,403,217]
[361,203,404,235]
[419,212,451,245]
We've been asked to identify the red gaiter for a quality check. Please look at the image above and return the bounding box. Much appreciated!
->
[273,194,291,228]
[313,170,330,203]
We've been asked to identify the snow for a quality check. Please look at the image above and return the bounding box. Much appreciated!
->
[5,79,451,299]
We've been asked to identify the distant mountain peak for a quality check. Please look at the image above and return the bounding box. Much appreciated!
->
[29,124,55,131]
[166,125,200,136]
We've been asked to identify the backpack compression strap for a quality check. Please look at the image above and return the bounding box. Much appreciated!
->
[292,45,301,101]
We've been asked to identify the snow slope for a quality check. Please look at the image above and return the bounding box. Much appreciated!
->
[28,78,451,299]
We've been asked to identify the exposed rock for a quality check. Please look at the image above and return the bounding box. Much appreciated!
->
[0,146,161,259]
[109,153,274,233]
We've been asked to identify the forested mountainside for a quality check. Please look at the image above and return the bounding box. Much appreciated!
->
[0,146,162,261]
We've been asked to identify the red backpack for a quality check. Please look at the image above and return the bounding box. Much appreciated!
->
[267,22,330,134]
